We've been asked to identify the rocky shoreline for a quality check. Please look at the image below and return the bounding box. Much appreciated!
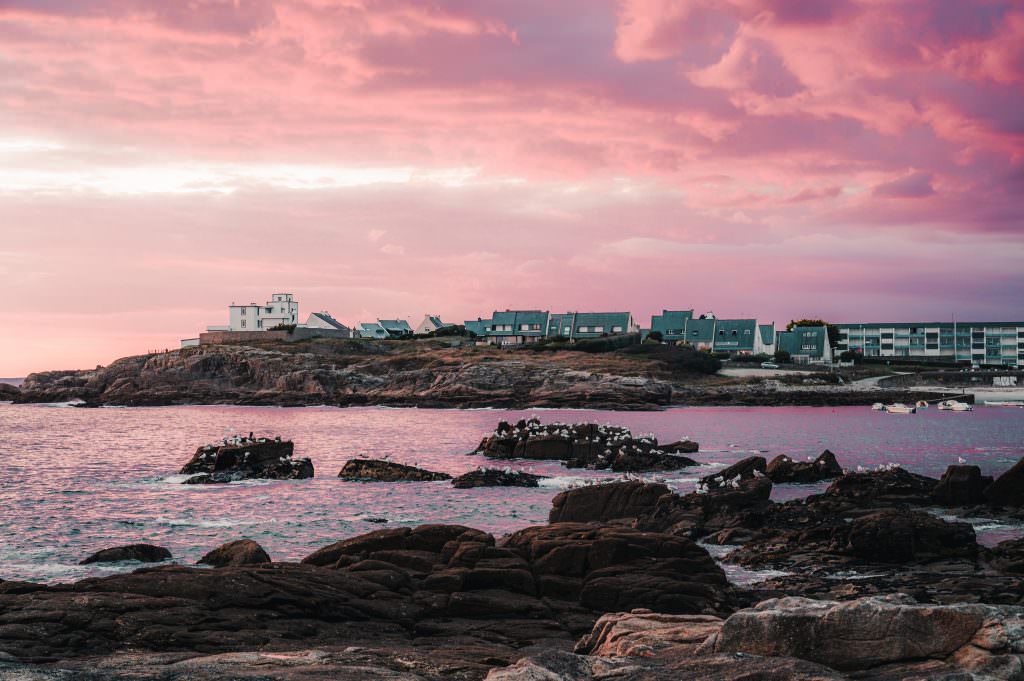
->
[8,340,967,409]
[4,417,1024,679]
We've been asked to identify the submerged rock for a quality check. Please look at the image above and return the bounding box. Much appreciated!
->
[932,464,993,506]
[178,436,313,483]
[477,419,697,472]
[197,539,271,568]
[985,457,1024,507]
[338,459,452,482]
[80,544,171,565]
[766,450,843,484]
[451,468,545,488]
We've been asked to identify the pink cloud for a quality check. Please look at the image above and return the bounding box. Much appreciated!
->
[0,0,1022,374]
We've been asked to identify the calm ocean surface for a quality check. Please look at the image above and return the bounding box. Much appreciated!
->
[1,402,1023,583]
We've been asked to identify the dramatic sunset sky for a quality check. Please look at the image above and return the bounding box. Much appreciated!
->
[1,0,1023,375]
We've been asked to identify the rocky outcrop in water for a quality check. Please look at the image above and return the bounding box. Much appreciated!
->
[699,456,766,490]
[197,539,271,567]
[477,419,697,471]
[766,450,843,484]
[932,464,993,506]
[79,544,171,565]
[451,468,545,488]
[338,459,451,482]
[179,436,313,483]
[984,457,1024,507]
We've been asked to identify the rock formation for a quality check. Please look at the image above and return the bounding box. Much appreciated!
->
[451,468,545,488]
[179,436,313,483]
[765,450,843,483]
[79,544,171,565]
[476,419,697,471]
[338,459,451,482]
[197,539,271,567]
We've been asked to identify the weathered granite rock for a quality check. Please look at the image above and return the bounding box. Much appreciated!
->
[0,383,19,399]
[700,456,766,489]
[766,450,843,484]
[338,459,452,482]
[840,509,977,563]
[932,464,993,506]
[662,439,699,454]
[451,468,545,488]
[79,544,171,565]
[707,594,1024,674]
[823,466,938,506]
[985,457,1024,507]
[197,539,271,568]
[478,419,697,472]
[987,538,1024,575]
[549,480,670,523]
[179,436,313,483]
[575,610,724,658]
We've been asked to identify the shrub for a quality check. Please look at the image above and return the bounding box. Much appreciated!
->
[774,350,791,363]
[269,323,297,333]
[620,343,721,375]
[839,349,861,362]
[730,353,773,364]
[647,331,663,342]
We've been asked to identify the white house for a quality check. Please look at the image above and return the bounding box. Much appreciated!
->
[305,311,352,337]
[210,293,299,332]
[415,314,453,335]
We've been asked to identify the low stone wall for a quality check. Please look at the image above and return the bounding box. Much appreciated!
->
[199,328,350,345]
[878,371,1024,388]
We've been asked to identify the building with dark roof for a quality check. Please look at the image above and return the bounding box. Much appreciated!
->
[547,312,637,340]
[776,326,832,363]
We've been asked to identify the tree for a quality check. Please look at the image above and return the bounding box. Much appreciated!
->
[774,349,791,363]
[839,349,861,362]
[787,319,840,346]
[647,330,663,342]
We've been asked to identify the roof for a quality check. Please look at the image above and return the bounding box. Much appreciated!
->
[357,322,389,339]
[758,324,775,345]
[684,317,716,344]
[310,312,349,331]
[426,315,452,328]
[712,319,756,351]
[464,319,489,336]
[777,326,828,357]
[378,319,413,333]
[650,310,694,336]
[486,310,549,335]
[548,312,633,335]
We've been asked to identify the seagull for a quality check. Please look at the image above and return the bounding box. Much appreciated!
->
[958,456,967,464]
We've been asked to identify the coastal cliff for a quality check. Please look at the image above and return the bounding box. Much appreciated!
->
[14,338,955,409]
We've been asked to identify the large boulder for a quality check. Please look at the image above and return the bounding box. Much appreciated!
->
[549,480,670,523]
[823,466,938,506]
[80,544,171,565]
[985,457,1024,507]
[766,450,843,484]
[838,509,977,563]
[477,419,698,472]
[338,459,451,482]
[575,611,724,658]
[179,436,313,483]
[932,464,993,506]
[197,539,271,567]
[706,594,1024,673]
[502,523,733,616]
[700,456,766,490]
[451,468,545,488]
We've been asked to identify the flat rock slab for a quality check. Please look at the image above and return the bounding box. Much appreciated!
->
[338,459,451,482]
[79,544,171,565]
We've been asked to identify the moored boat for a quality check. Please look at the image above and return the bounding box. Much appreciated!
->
[984,400,1024,408]
[885,403,916,414]
[871,402,885,411]
[915,400,929,408]
[938,400,973,412]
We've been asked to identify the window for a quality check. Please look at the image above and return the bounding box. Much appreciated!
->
[744,329,750,335]
[241,308,246,315]
[718,330,724,335]
[241,320,246,328]
[578,326,590,333]
[801,344,816,350]
[563,327,571,335]
[612,326,623,333]
[692,330,698,336]
[519,323,530,331]
[731,330,737,336]
[594,326,604,333]
[258,320,262,328]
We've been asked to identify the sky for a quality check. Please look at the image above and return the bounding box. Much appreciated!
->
[1,0,1023,375]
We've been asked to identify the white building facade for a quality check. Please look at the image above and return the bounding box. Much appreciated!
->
[216,293,299,331]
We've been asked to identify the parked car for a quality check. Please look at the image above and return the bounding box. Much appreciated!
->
[761,361,780,369]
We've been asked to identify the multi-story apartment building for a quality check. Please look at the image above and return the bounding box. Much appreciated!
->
[836,322,1024,367]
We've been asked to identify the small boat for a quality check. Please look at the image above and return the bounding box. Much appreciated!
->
[915,400,929,408]
[885,403,916,414]
[984,400,1024,408]
[871,403,885,411]
[938,400,973,412]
